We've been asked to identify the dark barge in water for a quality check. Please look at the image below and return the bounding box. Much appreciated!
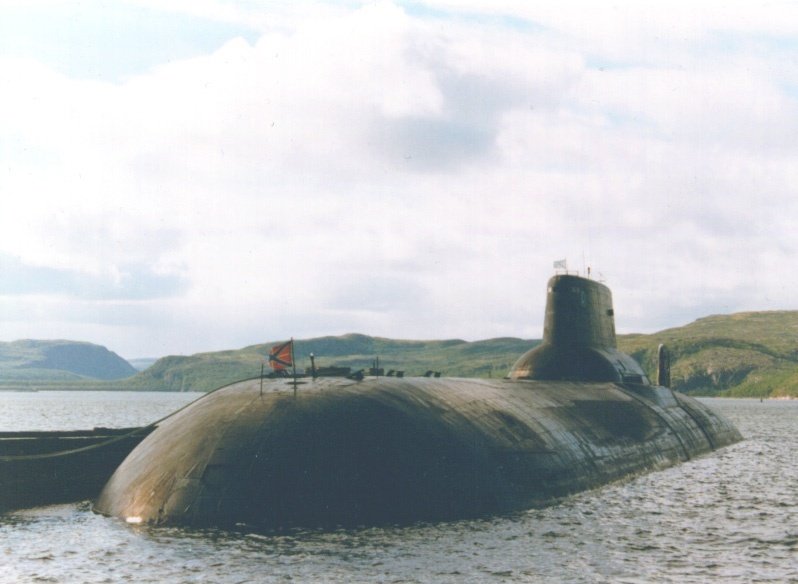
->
[0,427,151,513]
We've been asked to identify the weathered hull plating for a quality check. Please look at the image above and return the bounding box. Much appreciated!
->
[94,376,740,530]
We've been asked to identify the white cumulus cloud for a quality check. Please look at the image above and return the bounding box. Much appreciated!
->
[2,0,798,358]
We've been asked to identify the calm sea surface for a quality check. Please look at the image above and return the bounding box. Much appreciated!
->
[0,392,795,583]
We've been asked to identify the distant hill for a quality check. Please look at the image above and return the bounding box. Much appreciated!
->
[128,358,158,371]
[618,311,798,398]
[0,340,137,387]
[122,312,798,397]
[5,310,798,398]
[119,334,540,392]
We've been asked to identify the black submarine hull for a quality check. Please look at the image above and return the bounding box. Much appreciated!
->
[94,376,740,530]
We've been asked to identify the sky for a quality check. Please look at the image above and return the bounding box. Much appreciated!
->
[2,0,798,360]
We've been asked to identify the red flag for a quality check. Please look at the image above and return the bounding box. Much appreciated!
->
[268,340,293,371]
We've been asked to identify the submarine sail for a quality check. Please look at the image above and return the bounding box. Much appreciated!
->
[94,274,741,530]
[508,274,648,383]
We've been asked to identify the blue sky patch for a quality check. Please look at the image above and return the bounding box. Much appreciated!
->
[0,254,186,300]
[0,2,259,83]
[399,1,544,34]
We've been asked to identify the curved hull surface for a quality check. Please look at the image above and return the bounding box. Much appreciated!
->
[94,376,740,530]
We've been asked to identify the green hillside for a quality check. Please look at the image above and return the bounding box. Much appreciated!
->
[618,311,798,398]
[122,312,798,397]
[5,310,798,397]
[119,334,539,392]
[0,340,137,389]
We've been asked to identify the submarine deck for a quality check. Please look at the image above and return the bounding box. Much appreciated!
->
[95,376,741,530]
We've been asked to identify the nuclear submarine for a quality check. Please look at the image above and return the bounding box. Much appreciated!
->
[94,274,741,530]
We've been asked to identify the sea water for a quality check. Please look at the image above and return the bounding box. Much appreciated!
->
[0,393,795,583]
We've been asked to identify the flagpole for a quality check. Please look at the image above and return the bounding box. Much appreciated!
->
[291,337,297,398]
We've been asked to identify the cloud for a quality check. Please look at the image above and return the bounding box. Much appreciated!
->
[0,254,186,300]
[0,0,259,82]
[2,0,798,357]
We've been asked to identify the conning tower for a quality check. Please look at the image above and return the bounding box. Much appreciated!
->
[509,274,649,384]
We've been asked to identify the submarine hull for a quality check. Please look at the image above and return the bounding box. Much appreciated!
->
[94,376,740,530]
